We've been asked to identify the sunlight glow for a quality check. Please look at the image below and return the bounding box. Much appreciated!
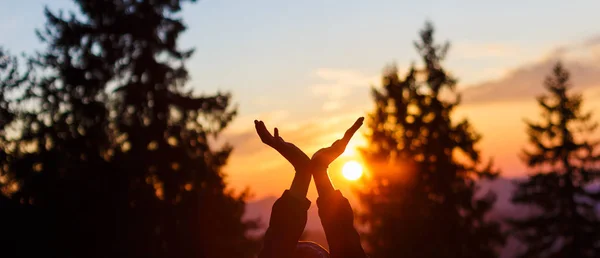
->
[342,160,363,181]
[341,134,366,157]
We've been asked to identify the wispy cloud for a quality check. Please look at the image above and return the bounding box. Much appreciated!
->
[452,42,522,59]
[310,68,378,111]
[461,35,600,104]
[224,35,600,199]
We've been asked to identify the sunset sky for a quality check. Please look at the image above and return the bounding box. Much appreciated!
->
[2,0,600,202]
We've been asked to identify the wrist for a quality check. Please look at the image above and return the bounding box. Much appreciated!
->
[290,167,311,198]
[294,163,311,174]
[310,160,329,175]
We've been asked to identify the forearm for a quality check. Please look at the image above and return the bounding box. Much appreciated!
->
[317,191,366,258]
[260,165,312,258]
[289,166,311,199]
[259,190,311,258]
[311,163,365,257]
[311,163,336,198]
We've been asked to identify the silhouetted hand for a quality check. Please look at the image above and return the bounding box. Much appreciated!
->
[312,117,364,167]
[254,120,310,171]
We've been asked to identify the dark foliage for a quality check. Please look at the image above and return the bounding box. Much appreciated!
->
[358,22,504,258]
[510,62,600,258]
[0,1,257,257]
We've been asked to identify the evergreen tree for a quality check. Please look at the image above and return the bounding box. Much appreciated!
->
[511,62,600,258]
[0,48,27,184]
[0,48,27,133]
[359,22,504,258]
[100,0,258,257]
[1,1,257,257]
[0,47,54,258]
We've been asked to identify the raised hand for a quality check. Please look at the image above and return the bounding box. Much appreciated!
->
[254,120,310,171]
[312,117,364,167]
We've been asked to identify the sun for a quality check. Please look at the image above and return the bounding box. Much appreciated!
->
[342,160,363,181]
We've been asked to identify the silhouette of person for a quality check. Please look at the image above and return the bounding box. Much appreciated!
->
[255,117,367,258]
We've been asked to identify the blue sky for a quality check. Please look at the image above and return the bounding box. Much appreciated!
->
[2,0,599,120]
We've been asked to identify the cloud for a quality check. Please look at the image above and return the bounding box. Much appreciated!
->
[251,96,271,107]
[584,35,600,47]
[322,101,342,112]
[226,111,364,158]
[224,35,600,200]
[451,37,600,179]
[310,68,378,111]
[452,42,522,59]
[461,35,600,104]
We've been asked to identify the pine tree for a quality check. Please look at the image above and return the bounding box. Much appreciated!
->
[0,48,28,185]
[511,62,600,258]
[359,22,504,258]
[0,48,27,133]
[1,1,257,257]
[0,48,40,258]
[98,0,258,257]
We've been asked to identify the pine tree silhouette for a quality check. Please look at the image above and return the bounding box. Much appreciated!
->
[511,62,600,258]
[0,1,257,257]
[359,22,504,258]
[0,47,48,258]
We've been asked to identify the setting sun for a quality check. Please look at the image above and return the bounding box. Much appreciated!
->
[342,160,364,181]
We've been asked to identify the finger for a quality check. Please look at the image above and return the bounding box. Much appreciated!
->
[254,120,274,145]
[341,117,364,144]
[274,127,284,142]
[272,128,300,163]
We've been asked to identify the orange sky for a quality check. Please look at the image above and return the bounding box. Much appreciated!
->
[3,0,600,204]
[221,41,600,200]
[223,87,600,201]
